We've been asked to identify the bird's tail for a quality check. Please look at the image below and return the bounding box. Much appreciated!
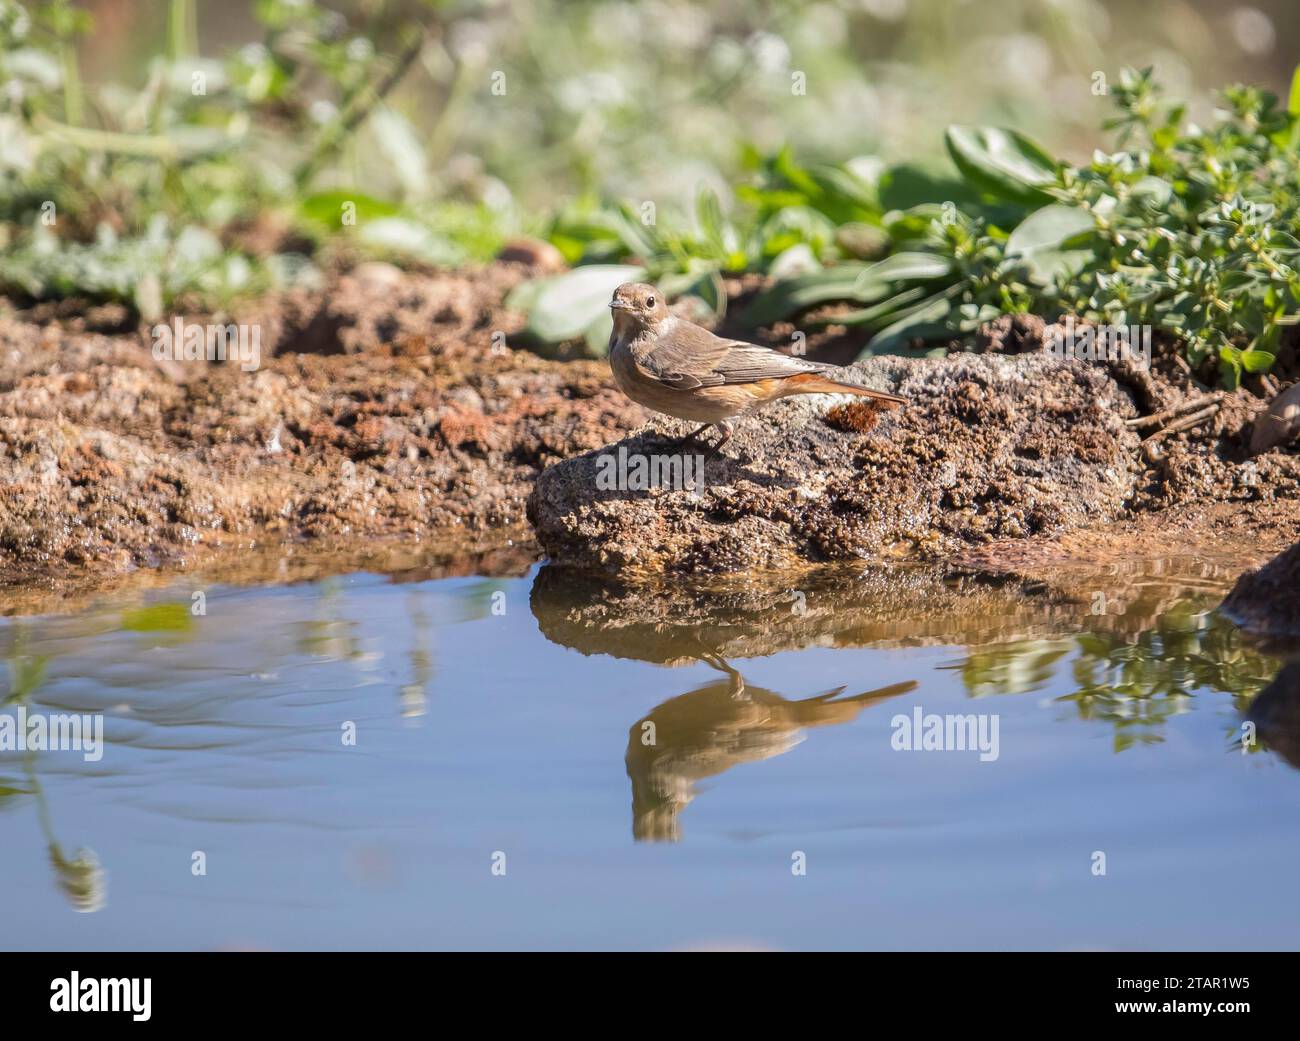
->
[786,372,907,405]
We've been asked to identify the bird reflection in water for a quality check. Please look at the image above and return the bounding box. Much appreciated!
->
[626,654,916,841]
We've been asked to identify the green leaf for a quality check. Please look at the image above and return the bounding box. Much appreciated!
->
[1131,176,1174,209]
[356,218,459,265]
[4,656,48,704]
[299,192,400,227]
[1241,349,1276,374]
[742,264,874,326]
[863,291,957,355]
[695,187,727,251]
[370,107,429,197]
[877,162,980,212]
[828,286,931,328]
[1219,346,1243,389]
[1217,271,1257,292]
[744,253,952,327]
[945,126,1059,206]
[882,203,948,241]
[767,243,821,280]
[512,264,644,347]
[859,251,954,284]
[503,277,547,315]
[657,269,727,319]
[1288,65,1300,150]
[0,778,32,802]
[834,222,890,260]
[1005,204,1095,283]
[805,163,879,221]
[583,312,614,358]
[547,233,587,265]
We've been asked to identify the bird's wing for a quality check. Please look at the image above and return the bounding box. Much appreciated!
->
[710,343,831,385]
[640,321,828,389]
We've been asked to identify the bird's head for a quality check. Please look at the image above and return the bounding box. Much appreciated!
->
[609,281,668,335]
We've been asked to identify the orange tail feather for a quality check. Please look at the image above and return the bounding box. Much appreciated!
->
[786,372,906,405]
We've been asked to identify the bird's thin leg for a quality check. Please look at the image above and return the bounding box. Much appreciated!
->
[703,421,734,460]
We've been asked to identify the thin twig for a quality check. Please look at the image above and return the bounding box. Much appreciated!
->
[1126,392,1224,430]
[1142,403,1220,442]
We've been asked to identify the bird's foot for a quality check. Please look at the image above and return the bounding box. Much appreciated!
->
[663,423,713,452]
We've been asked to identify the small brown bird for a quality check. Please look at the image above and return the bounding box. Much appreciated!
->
[608,281,905,454]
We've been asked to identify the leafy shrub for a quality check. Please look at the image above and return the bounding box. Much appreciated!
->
[945,68,1300,387]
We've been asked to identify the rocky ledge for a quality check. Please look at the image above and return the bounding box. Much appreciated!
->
[528,353,1148,577]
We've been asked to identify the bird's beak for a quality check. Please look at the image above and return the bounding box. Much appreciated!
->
[609,299,630,310]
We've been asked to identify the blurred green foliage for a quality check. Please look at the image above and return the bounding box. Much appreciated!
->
[1,2,1298,385]
[0,0,524,315]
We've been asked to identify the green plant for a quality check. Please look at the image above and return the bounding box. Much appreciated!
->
[514,68,1300,388]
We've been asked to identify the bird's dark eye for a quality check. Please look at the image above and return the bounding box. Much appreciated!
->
[645,295,655,308]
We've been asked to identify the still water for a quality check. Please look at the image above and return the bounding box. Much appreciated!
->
[1,558,1296,951]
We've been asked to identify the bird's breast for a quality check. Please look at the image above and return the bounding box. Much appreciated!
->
[608,340,640,399]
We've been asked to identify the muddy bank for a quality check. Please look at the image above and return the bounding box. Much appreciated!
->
[3,264,1299,604]
[0,263,645,600]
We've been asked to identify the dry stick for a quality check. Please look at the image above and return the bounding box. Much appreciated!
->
[1142,403,1220,442]
[1126,392,1225,430]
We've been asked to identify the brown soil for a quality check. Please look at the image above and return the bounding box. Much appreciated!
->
[0,261,645,606]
